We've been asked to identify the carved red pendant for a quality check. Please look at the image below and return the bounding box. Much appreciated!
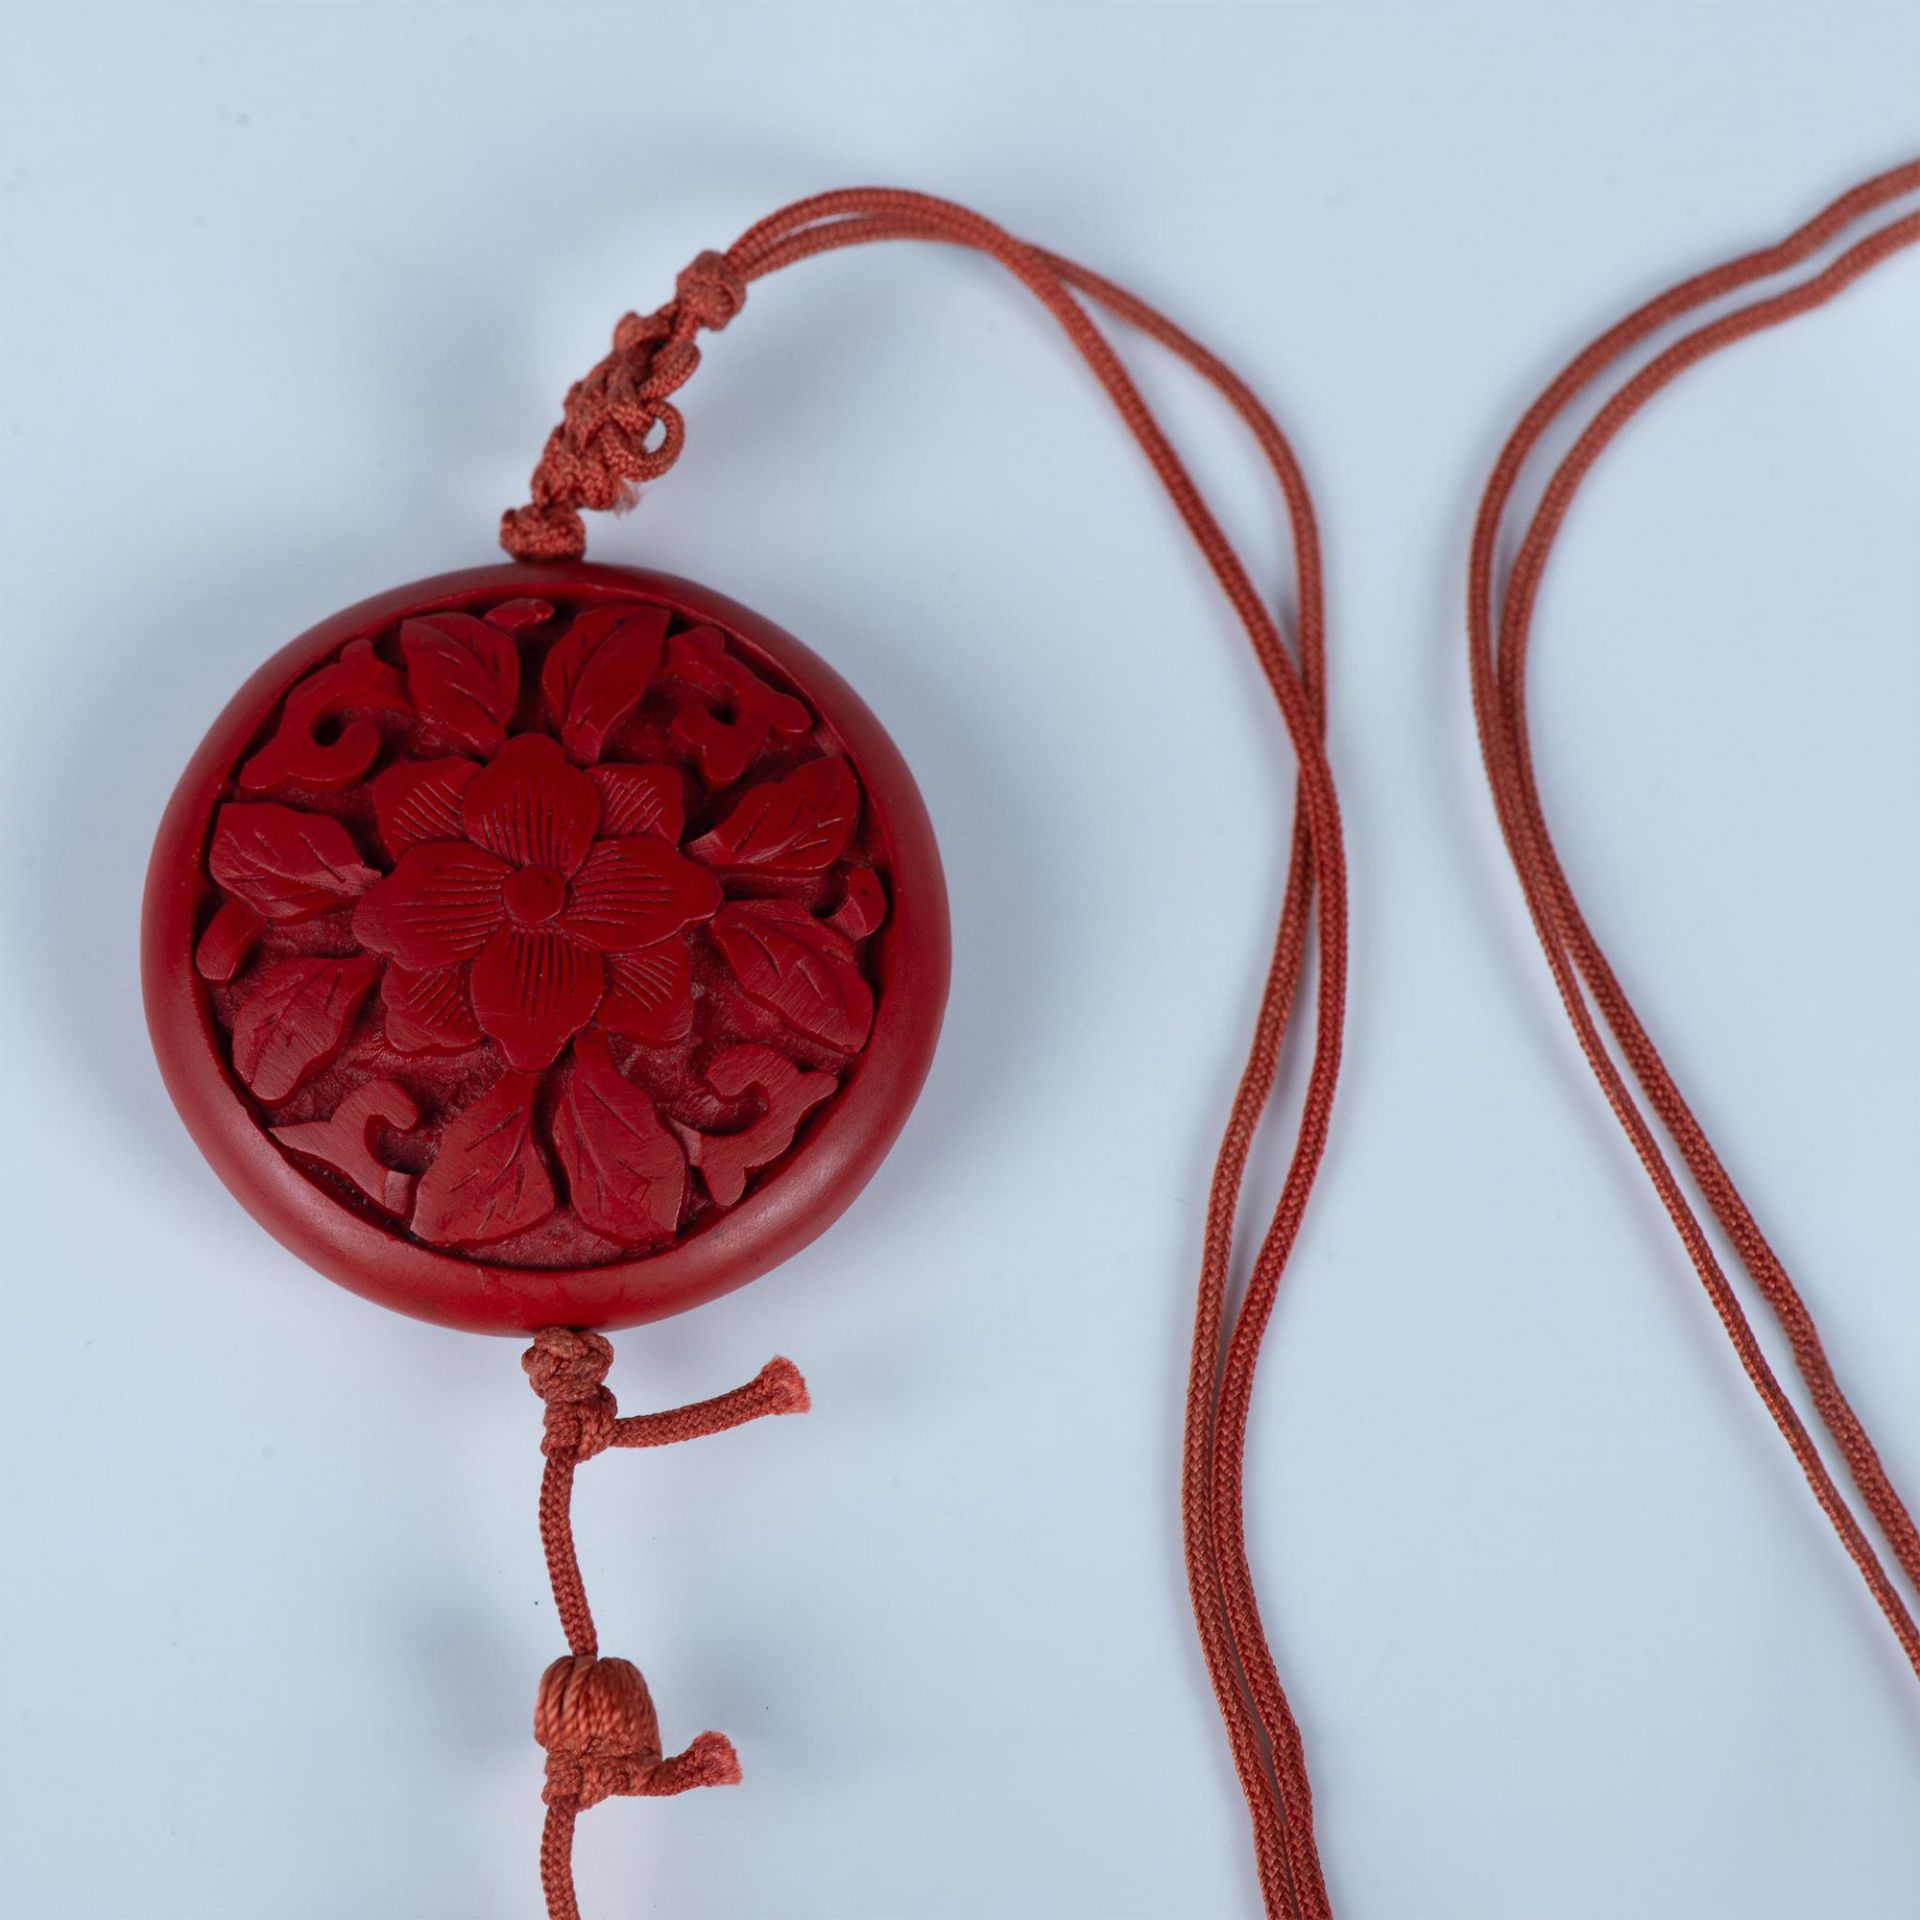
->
[144,563,948,1332]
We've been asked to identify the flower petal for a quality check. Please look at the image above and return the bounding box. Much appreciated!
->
[599,939,696,1046]
[591,763,685,842]
[381,963,482,1054]
[563,838,722,952]
[469,925,604,1070]
[461,734,599,873]
[370,757,481,859]
[351,843,509,970]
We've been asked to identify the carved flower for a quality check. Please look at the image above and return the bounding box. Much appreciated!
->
[201,595,892,1257]
[352,733,721,1069]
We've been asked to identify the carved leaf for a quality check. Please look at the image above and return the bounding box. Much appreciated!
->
[271,1080,420,1215]
[239,640,411,794]
[541,605,670,761]
[400,611,521,754]
[195,900,263,983]
[552,1031,687,1242]
[710,900,874,1051]
[688,1045,838,1207]
[591,764,684,842]
[209,805,381,922]
[412,1072,555,1247]
[829,868,888,940]
[228,956,380,1103]
[688,758,858,876]
[484,597,554,631]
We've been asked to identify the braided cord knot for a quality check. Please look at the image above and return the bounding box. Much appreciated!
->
[523,1327,619,1461]
[674,248,749,330]
[501,250,747,563]
[536,1655,662,1810]
[535,1655,741,1813]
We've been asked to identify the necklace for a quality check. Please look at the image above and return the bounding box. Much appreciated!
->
[144,188,1348,1916]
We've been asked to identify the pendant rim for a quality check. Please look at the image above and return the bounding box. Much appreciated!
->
[144,560,950,1335]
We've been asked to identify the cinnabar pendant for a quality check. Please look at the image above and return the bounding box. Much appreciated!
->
[144,562,948,1332]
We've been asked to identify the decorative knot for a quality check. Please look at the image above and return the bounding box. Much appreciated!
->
[498,501,585,564]
[535,1654,662,1810]
[523,1327,618,1461]
[535,1654,742,1810]
[673,249,748,332]
[500,248,747,564]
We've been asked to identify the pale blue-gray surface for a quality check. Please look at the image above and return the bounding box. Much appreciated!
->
[2,4,1916,1916]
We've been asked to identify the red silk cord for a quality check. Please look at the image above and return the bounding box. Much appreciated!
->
[1470,161,1920,1681]
[503,172,1920,1918]
[506,190,1348,1918]
[522,1331,809,1920]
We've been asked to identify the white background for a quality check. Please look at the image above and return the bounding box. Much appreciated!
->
[2,5,1916,1917]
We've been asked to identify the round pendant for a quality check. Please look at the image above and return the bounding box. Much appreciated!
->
[144,563,948,1333]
